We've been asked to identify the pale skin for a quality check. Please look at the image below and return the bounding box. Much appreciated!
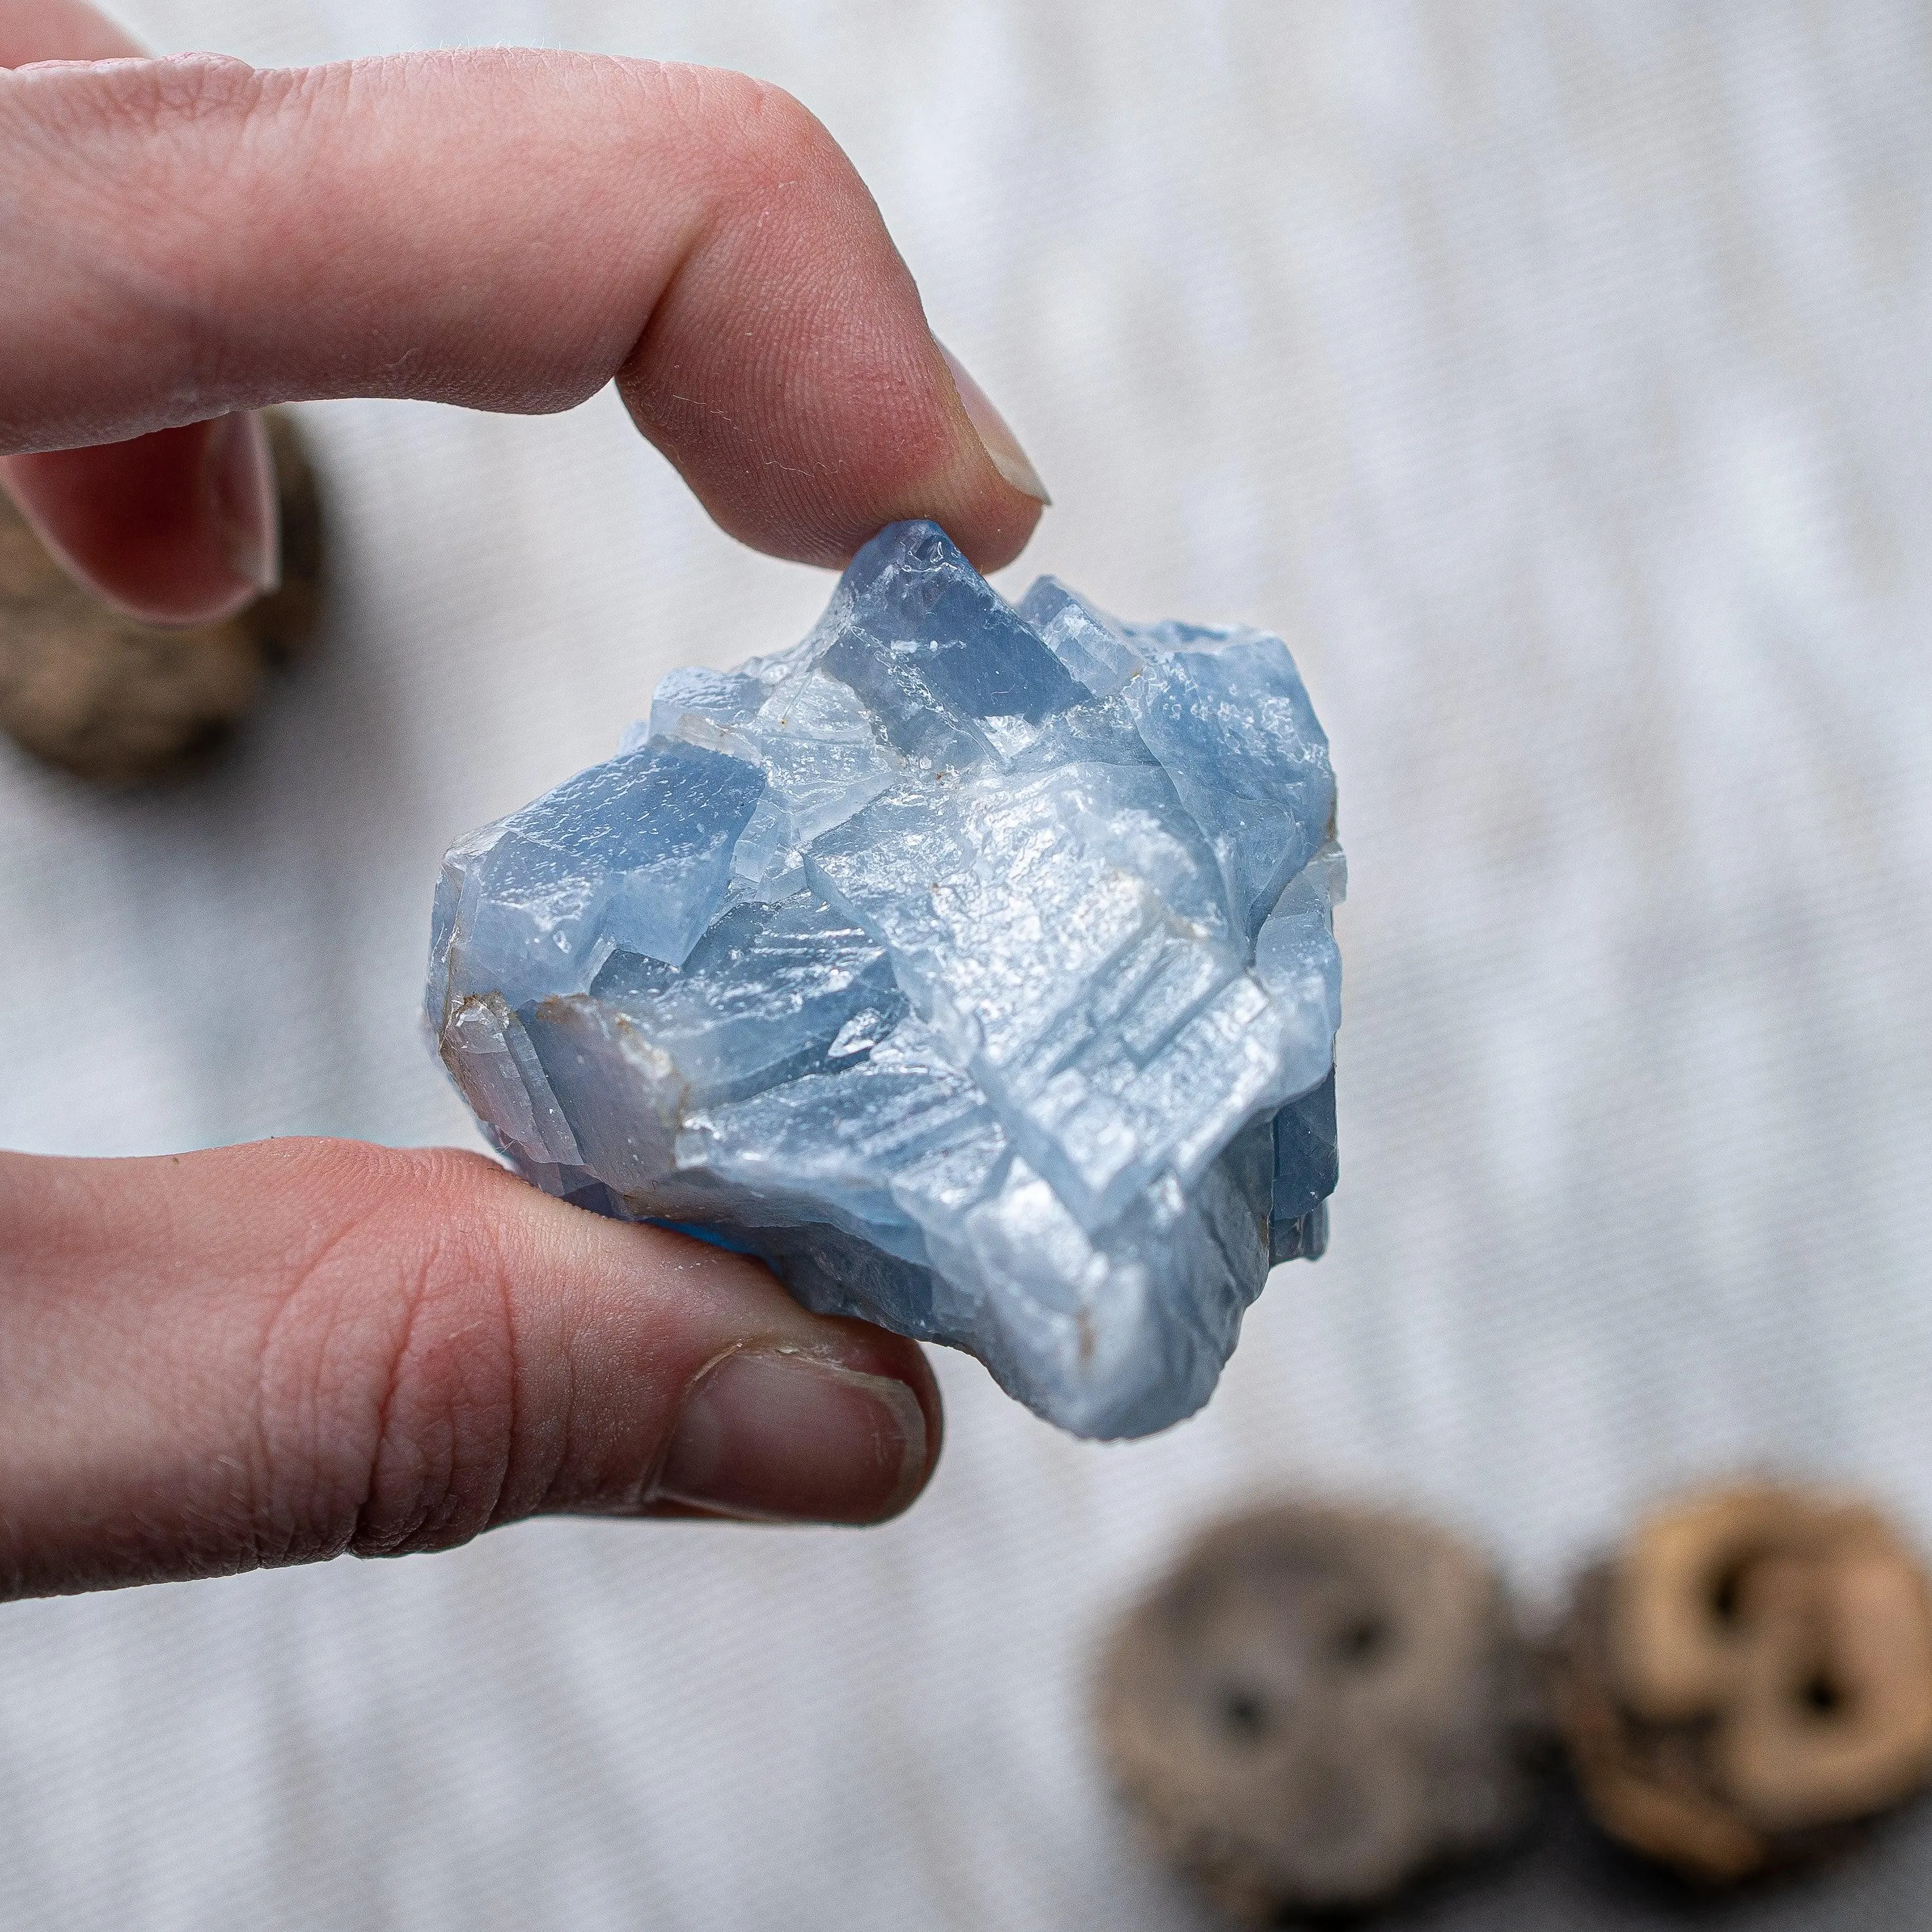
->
[0,0,1049,1598]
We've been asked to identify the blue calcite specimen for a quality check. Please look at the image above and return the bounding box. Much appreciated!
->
[428,523,1341,1438]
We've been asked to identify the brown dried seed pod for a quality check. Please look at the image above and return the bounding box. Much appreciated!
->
[1555,1482,1932,1884]
[1095,1501,1544,1923]
[0,409,324,784]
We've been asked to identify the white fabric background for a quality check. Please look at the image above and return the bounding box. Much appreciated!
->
[4,2,1932,1925]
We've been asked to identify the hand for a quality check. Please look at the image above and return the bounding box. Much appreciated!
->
[0,0,1051,1598]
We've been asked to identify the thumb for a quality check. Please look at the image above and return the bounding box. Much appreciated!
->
[0,1139,941,1600]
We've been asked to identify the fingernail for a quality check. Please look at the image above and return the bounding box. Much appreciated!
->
[654,1347,928,1525]
[206,410,280,596]
[939,342,1051,505]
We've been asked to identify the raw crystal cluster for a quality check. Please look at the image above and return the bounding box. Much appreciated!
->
[427,522,1341,1438]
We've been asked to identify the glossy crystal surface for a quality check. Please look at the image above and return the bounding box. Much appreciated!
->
[428,522,1341,1437]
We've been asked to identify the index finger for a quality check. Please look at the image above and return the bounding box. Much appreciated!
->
[0,36,1046,615]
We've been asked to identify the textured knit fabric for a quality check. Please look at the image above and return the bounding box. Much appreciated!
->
[4,4,1932,1925]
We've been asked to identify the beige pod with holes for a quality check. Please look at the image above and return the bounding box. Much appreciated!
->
[1554,1482,1932,1883]
[0,409,324,784]
[1095,1501,1545,1922]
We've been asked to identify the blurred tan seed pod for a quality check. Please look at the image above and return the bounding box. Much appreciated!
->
[1554,1481,1932,1884]
[1095,1500,1546,1923]
[0,409,324,785]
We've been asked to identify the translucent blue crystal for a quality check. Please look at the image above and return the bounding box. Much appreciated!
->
[427,522,1342,1438]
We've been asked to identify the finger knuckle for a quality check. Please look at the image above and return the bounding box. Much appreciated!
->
[647,63,851,205]
[57,51,265,142]
[257,1146,530,1567]
[0,54,298,365]
[727,76,840,173]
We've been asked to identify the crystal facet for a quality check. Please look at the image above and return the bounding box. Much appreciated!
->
[428,522,1342,1438]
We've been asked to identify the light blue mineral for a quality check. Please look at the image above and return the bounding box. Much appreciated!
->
[427,522,1342,1438]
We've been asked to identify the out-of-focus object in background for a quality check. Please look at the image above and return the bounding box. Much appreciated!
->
[1557,1482,1932,1884]
[0,409,323,784]
[1095,1501,1543,1922]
